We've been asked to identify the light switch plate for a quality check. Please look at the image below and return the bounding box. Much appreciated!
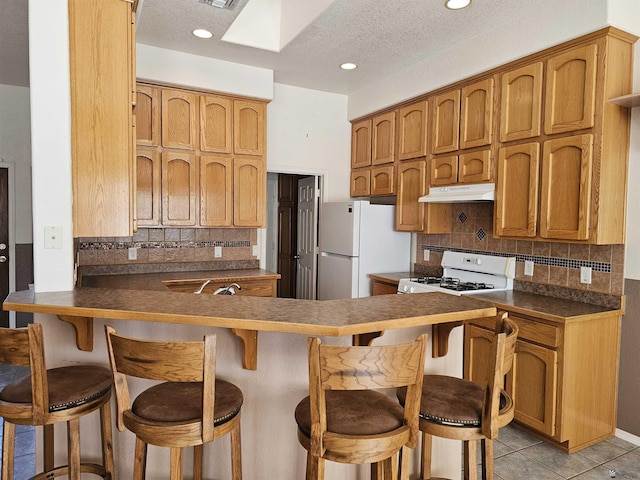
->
[128,247,138,260]
[524,260,534,276]
[214,246,222,258]
[423,249,430,261]
[580,266,592,284]
[44,226,63,249]
[252,245,259,257]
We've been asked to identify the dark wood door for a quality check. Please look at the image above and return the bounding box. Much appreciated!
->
[277,174,300,298]
[0,168,9,327]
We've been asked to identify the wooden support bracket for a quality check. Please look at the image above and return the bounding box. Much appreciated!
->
[431,321,463,358]
[231,329,258,370]
[57,315,94,351]
[352,331,384,346]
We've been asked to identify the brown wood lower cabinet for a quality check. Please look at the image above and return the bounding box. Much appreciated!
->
[465,308,621,453]
[371,279,399,295]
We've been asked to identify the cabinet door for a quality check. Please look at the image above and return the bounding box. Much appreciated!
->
[200,95,233,154]
[372,112,396,165]
[458,149,492,183]
[544,44,597,135]
[540,135,593,241]
[500,62,543,142]
[162,151,197,226]
[351,119,372,168]
[371,165,395,196]
[464,325,495,386]
[350,169,371,197]
[136,147,161,227]
[495,143,540,237]
[200,156,233,227]
[430,156,458,186]
[233,157,266,227]
[507,339,558,437]
[432,90,460,154]
[460,78,494,149]
[396,160,426,231]
[162,90,198,150]
[398,101,428,160]
[234,100,265,156]
[69,0,134,237]
[136,85,160,146]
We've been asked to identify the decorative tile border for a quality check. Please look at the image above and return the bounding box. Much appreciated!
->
[420,245,611,272]
[79,240,251,250]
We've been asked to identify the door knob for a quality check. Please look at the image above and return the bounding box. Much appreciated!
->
[0,256,7,263]
[293,255,301,260]
[0,243,6,250]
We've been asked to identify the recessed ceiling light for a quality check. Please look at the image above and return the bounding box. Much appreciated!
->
[192,29,213,39]
[340,63,357,70]
[445,0,471,9]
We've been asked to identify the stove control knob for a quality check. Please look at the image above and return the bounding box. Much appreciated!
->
[402,285,409,293]
[409,286,415,293]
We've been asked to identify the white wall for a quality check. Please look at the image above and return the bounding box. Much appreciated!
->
[29,0,74,292]
[267,83,350,202]
[348,0,609,119]
[0,84,32,243]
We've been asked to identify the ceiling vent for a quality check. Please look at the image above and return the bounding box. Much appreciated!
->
[200,0,237,9]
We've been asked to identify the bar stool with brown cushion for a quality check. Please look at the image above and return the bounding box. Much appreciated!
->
[295,334,427,480]
[105,325,243,480]
[397,312,519,480]
[0,323,114,480]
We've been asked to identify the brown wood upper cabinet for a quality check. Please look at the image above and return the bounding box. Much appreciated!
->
[398,101,428,161]
[136,85,161,146]
[136,147,161,227]
[200,96,233,154]
[161,151,198,226]
[200,156,233,227]
[544,45,597,135]
[372,111,396,165]
[432,78,494,154]
[161,90,198,150]
[234,101,266,156]
[351,119,372,169]
[69,0,135,237]
[430,150,492,187]
[233,157,266,227]
[500,62,543,142]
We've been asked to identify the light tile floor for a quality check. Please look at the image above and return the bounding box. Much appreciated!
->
[0,361,639,479]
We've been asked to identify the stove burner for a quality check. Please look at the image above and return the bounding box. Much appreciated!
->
[411,276,495,291]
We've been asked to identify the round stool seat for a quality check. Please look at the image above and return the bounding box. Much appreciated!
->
[131,379,243,425]
[0,365,113,413]
[295,389,404,437]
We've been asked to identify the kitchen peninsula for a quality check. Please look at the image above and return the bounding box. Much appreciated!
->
[3,287,494,480]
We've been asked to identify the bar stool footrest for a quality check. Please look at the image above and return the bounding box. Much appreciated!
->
[32,463,111,479]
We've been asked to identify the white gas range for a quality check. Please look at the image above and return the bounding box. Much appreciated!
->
[398,251,516,296]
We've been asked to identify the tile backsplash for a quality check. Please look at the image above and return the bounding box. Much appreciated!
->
[77,228,259,275]
[416,203,625,298]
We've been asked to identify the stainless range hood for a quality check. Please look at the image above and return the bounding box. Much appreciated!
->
[418,183,495,203]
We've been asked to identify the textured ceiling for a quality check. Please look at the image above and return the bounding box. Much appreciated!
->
[3,0,545,94]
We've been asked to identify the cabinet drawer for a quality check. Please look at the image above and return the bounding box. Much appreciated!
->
[469,313,559,348]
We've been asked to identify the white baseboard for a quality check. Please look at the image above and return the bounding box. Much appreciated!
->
[615,428,640,446]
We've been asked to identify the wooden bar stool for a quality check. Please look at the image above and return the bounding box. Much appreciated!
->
[0,323,115,480]
[105,325,243,480]
[294,334,427,480]
[397,312,519,480]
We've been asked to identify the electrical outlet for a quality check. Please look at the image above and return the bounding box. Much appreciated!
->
[524,260,534,276]
[423,249,430,261]
[252,245,259,257]
[214,246,222,258]
[44,226,63,249]
[580,266,592,284]
[128,247,138,260]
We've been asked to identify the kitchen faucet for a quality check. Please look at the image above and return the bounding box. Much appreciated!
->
[194,279,211,294]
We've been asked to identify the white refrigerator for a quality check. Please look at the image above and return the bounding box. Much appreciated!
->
[317,201,411,300]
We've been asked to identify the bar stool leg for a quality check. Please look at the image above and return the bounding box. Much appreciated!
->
[371,461,383,480]
[421,432,433,480]
[43,423,55,473]
[133,437,147,480]
[481,439,494,480]
[169,446,183,480]
[67,417,81,480]
[399,445,411,480]
[2,420,15,480]
[464,440,478,480]
[100,400,115,478]
[193,444,203,480]
[230,421,242,480]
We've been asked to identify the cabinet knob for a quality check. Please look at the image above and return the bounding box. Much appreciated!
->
[0,255,7,263]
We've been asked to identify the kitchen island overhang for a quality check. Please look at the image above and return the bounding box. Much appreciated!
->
[3,288,496,369]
